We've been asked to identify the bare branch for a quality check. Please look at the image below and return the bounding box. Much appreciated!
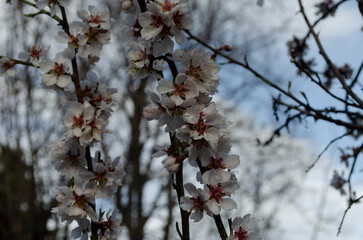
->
[298,0,363,107]
[305,130,353,173]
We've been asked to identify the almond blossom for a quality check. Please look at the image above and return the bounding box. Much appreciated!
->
[180,48,220,94]
[51,138,87,179]
[63,101,95,140]
[82,156,124,198]
[227,214,261,240]
[40,54,72,88]
[18,44,49,67]
[180,102,227,149]
[77,5,111,30]
[156,73,199,106]
[57,21,89,59]
[203,181,239,215]
[0,58,16,77]
[98,210,123,240]
[180,183,209,222]
[56,185,98,221]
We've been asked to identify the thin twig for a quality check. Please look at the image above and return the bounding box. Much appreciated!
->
[0,55,37,68]
[298,0,363,107]
[347,143,363,194]
[305,130,353,173]
[337,195,363,236]
[185,30,363,131]
[261,113,302,146]
[20,0,62,23]
[350,59,363,89]
[302,0,349,45]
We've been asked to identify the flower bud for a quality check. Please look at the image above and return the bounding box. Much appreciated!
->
[122,0,133,11]
[143,105,155,120]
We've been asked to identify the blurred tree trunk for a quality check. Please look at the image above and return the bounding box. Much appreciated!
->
[0,146,54,240]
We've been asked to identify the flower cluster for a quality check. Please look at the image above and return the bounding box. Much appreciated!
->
[124,0,260,239]
[11,3,124,239]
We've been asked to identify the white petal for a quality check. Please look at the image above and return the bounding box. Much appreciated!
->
[220,198,237,211]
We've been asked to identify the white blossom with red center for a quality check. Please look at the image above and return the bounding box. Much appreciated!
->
[18,44,49,67]
[157,73,199,105]
[58,185,98,221]
[180,102,227,149]
[77,5,110,30]
[227,214,261,240]
[63,101,94,141]
[98,209,122,240]
[180,183,209,222]
[40,54,72,88]
[180,48,220,94]
[203,181,239,215]
[82,156,124,198]
[51,138,87,179]
[0,58,16,77]
[57,21,89,59]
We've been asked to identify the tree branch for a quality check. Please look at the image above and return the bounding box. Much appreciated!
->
[305,130,353,173]
[298,0,363,107]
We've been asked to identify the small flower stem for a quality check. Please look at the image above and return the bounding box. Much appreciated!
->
[0,56,37,68]
[175,162,190,240]
[170,134,190,240]
[20,0,62,23]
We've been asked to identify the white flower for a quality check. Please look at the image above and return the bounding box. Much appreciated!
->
[180,183,208,222]
[82,71,117,109]
[51,138,87,179]
[200,138,240,185]
[203,181,239,215]
[18,44,49,67]
[121,17,143,44]
[153,145,186,174]
[57,21,88,59]
[156,74,198,106]
[99,209,122,240]
[40,54,72,88]
[227,214,261,240]
[78,5,110,30]
[71,218,90,240]
[181,48,220,94]
[51,186,74,223]
[127,42,150,79]
[160,95,196,133]
[0,58,16,77]
[61,185,98,221]
[82,156,124,198]
[152,36,174,57]
[181,103,226,149]
[146,92,195,133]
[139,3,171,41]
[76,6,111,61]
[63,101,94,140]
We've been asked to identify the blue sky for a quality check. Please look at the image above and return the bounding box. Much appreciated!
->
[230,1,363,239]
